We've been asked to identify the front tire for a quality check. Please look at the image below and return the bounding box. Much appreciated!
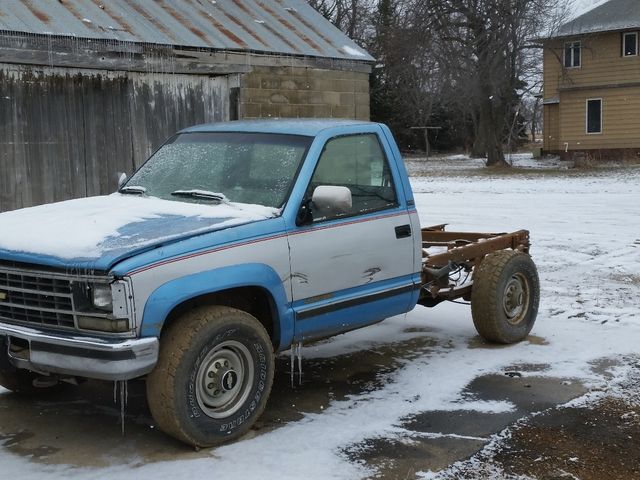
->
[471,250,540,344]
[146,306,274,447]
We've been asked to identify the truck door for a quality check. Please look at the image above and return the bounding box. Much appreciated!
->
[287,131,419,342]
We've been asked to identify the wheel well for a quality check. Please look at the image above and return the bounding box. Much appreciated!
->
[160,287,279,349]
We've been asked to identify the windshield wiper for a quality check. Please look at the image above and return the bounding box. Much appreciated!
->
[119,185,147,195]
[171,190,228,203]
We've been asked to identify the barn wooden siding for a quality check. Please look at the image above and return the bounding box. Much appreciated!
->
[0,64,232,212]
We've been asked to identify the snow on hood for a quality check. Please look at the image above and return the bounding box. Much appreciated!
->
[0,194,278,262]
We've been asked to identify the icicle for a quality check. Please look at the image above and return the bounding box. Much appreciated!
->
[290,346,295,388]
[290,342,304,387]
[114,380,128,435]
[297,342,303,386]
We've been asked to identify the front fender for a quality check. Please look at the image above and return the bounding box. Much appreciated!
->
[139,263,294,349]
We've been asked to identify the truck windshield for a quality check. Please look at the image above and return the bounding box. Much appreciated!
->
[123,132,312,208]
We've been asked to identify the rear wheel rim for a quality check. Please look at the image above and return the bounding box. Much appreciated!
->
[502,273,530,325]
[195,340,254,419]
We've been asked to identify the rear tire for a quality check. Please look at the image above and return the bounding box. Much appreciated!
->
[146,306,274,447]
[471,250,540,344]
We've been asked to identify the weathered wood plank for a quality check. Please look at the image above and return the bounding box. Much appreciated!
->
[0,64,230,212]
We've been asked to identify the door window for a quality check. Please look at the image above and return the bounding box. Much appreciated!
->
[306,134,397,222]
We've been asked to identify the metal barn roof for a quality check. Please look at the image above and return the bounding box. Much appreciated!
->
[554,0,640,38]
[0,0,373,61]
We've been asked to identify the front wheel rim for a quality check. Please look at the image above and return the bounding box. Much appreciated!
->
[502,273,530,325]
[195,340,254,419]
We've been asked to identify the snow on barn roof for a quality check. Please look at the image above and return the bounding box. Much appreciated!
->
[553,0,640,38]
[0,0,373,62]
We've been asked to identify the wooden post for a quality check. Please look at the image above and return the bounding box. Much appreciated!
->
[410,126,442,161]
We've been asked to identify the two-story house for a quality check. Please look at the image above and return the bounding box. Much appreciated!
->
[541,0,640,160]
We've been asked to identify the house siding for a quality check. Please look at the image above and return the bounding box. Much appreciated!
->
[543,31,640,157]
[559,87,640,150]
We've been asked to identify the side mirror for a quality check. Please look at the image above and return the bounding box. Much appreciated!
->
[311,185,352,216]
[117,172,128,189]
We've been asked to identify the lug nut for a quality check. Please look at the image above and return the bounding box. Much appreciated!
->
[224,360,229,367]
[207,383,214,389]
[208,371,214,378]
[215,362,221,369]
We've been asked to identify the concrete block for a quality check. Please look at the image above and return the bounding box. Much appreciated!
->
[241,73,261,89]
[298,104,332,118]
[340,92,355,106]
[270,93,290,104]
[241,102,261,118]
[261,103,281,118]
[331,105,356,118]
[278,104,300,117]
[355,92,370,107]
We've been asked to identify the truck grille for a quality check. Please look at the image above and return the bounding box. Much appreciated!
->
[0,267,77,329]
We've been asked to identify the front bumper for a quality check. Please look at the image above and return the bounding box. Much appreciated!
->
[0,321,158,381]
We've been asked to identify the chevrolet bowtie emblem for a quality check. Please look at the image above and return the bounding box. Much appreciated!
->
[0,291,6,301]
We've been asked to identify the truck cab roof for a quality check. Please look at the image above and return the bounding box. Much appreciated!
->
[181,119,376,137]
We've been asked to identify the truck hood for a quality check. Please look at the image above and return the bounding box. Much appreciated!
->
[0,194,279,271]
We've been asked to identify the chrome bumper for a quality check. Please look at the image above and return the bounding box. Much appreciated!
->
[0,322,159,381]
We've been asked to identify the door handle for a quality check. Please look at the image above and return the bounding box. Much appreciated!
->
[395,224,412,239]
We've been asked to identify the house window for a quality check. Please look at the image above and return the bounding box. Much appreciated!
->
[586,99,602,134]
[564,41,581,68]
[623,32,638,56]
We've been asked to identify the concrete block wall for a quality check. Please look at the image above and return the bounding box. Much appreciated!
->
[240,65,370,121]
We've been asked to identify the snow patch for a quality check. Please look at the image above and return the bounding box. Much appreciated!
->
[342,45,367,57]
[570,0,609,19]
[0,194,278,260]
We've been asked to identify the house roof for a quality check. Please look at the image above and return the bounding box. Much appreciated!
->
[553,0,640,38]
[0,0,373,62]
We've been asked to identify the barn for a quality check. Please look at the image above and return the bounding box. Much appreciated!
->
[0,0,373,212]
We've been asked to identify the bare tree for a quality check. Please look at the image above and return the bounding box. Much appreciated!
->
[410,0,564,165]
[307,0,372,40]
[306,0,568,160]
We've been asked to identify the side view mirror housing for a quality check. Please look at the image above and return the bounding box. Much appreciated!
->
[311,185,352,216]
[296,186,353,227]
[117,172,128,189]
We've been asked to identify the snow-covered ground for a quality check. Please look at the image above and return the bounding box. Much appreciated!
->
[1,155,640,479]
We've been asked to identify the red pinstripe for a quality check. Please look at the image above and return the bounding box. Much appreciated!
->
[128,209,416,276]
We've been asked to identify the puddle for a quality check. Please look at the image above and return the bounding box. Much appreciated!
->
[259,335,438,428]
[467,335,548,349]
[348,372,588,478]
[402,410,522,439]
[0,333,439,468]
[463,374,587,411]
[0,379,200,467]
[345,436,486,479]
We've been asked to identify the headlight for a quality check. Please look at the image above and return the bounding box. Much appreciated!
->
[78,280,132,333]
[91,283,113,311]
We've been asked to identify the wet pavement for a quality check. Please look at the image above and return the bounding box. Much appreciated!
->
[0,333,440,468]
[0,330,604,478]
[344,371,588,479]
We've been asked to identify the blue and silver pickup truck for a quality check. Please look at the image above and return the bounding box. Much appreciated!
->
[0,119,539,446]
